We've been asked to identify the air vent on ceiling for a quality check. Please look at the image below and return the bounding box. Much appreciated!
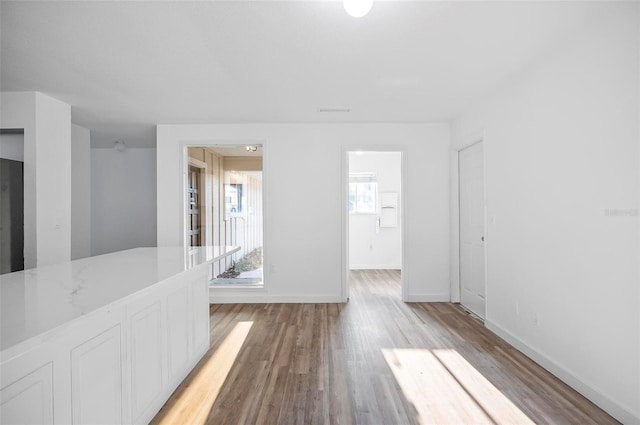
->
[317,108,351,113]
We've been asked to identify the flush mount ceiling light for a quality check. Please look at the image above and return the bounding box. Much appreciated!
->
[344,0,373,18]
[114,140,126,152]
[246,145,258,152]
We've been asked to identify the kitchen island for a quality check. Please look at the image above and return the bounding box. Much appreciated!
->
[0,246,238,425]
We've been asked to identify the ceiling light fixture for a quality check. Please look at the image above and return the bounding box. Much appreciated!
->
[246,145,258,152]
[114,140,126,152]
[344,0,373,18]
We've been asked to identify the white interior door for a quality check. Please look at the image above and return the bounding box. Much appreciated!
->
[459,142,486,319]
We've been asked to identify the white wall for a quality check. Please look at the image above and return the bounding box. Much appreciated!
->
[0,92,71,268]
[349,152,402,269]
[0,132,24,162]
[157,123,450,303]
[91,147,157,256]
[71,124,91,260]
[451,4,639,423]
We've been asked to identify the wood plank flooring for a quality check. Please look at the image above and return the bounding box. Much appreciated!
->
[151,269,618,425]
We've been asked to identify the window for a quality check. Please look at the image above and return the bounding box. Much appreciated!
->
[225,183,243,215]
[349,173,377,214]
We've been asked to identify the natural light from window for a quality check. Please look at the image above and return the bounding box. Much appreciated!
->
[153,321,253,425]
[382,348,535,424]
[349,172,377,214]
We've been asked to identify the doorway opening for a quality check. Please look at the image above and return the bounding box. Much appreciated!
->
[344,150,404,301]
[0,129,25,274]
[186,145,264,288]
[458,141,486,319]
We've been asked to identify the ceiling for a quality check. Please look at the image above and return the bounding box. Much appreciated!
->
[0,1,613,148]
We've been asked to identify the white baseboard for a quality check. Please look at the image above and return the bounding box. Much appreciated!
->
[349,264,401,270]
[211,291,449,304]
[485,320,640,425]
[209,293,344,304]
[404,293,450,302]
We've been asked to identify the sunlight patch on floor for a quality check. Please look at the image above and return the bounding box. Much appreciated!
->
[153,321,253,425]
[382,348,535,425]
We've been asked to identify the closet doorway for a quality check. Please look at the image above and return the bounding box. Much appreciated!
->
[458,141,486,319]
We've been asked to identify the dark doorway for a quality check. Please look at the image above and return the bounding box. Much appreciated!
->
[1,158,24,273]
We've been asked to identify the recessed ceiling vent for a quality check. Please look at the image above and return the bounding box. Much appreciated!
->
[317,108,351,113]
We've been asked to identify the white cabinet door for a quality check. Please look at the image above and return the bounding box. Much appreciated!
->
[0,363,53,425]
[71,325,123,425]
[459,141,486,319]
[129,301,164,423]
[192,279,209,355]
[167,284,190,382]
[167,274,209,383]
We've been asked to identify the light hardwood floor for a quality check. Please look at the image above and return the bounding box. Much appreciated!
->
[151,269,618,425]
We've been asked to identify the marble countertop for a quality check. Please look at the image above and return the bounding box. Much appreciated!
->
[1,246,240,354]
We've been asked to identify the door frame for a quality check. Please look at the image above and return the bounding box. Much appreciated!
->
[452,138,488,319]
[187,157,209,247]
[341,145,408,302]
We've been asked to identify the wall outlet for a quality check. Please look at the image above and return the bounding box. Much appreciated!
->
[515,301,520,316]
[530,312,541,328]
